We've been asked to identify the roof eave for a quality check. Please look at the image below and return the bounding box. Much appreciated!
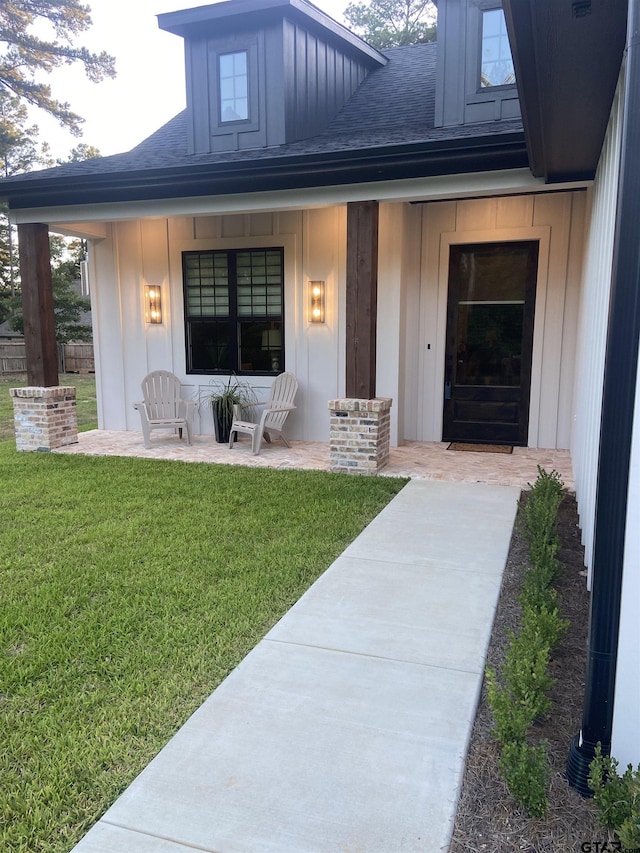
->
[503,0,627,182]
[0,134,528,210]
[158,0,387,67]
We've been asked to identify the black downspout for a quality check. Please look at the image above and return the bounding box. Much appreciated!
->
[567,0,640,796]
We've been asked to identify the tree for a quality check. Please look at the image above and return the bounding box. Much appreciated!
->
[10,237,92,343]
[0,1,115,135]
[0,89,53,177]
[0,97,99,328]
[344,0,437,48]
[0,88,53,321]
[61,142,101,163]
[48,238,92,344]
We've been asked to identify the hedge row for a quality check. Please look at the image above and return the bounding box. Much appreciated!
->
[486,467,567,817]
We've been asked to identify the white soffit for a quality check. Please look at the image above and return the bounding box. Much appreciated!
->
[11,169,589,227]
[48,222,109,240]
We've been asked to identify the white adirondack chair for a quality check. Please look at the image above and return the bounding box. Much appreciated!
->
[228,372,298,455]
[133,370,195,449]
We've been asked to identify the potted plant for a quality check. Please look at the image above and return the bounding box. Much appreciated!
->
[203,375,257,444]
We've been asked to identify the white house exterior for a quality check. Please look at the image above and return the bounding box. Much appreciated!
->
[570,57,640,773]
[64,182,586,449]
[1,0,638,785]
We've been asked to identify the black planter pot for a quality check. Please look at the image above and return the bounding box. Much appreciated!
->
[212,401,235,444]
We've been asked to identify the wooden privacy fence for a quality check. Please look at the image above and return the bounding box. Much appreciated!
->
[0,343,26,374]
[0,342,95,375]
[59,344,94,373]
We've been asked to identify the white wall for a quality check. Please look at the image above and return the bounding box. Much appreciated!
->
[405,193,586,447]
[90,209,347,442]
[90,201,425,446]
[377,202,422,445]
[89,193,586,450]
[90,224,126,432]
[565,64,639,767]
[571,75,624,574]
[612,353,640,768]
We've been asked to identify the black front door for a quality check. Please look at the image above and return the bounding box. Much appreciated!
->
[443,241,539,446]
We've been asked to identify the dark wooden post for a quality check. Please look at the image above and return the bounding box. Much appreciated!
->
[346,200,379,399]
[18,223,58,387]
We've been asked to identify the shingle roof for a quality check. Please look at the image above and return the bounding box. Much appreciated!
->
[0,43,522,187]
[0,40,528,211]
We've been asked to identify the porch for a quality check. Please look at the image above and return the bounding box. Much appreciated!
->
[53,429,575,491]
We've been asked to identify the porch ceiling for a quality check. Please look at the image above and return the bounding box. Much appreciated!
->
[503,0,627,183]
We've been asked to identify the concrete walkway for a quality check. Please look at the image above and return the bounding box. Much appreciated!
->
[72,479,520,853]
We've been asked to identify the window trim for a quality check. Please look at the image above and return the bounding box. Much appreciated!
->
[183,246,285,377]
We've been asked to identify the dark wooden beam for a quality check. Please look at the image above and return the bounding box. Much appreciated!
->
[18,223,58,387]
[346,200,378,398]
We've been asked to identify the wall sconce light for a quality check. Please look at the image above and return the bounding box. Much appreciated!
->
[144,285,163,324]
[308,280,325,324]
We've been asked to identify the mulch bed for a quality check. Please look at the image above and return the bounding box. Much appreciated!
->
[449,492,615,852]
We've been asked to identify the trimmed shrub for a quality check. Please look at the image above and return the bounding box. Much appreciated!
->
[520,603,568,653]
[499,740,549,819]
[486,662,532,744]
[486,467,567,817]
[521,566,560,612]
[589,744,640,851]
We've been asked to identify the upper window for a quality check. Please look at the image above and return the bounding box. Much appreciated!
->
[183,248,284,375]
[219,51,249,122]
[480,8,515,88]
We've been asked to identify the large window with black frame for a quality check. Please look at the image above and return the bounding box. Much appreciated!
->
[183,247,284,375]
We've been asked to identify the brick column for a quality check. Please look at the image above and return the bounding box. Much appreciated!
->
[11,386,78,452]
[328,397,392,475]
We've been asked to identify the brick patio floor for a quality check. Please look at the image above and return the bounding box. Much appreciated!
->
[54,429,575,491]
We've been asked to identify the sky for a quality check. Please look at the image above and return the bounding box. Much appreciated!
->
[37,0,350,161]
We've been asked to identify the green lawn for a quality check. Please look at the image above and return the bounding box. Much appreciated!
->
[0,373,98,441]
[0,402,406,853]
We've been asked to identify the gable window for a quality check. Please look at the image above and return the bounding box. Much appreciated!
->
[183,248,284,374]
[480,8,515,88]
[219,51,249,122]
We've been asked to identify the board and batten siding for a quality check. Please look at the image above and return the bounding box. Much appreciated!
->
[567,66,639,769]
[612,344,640,768]
[89,209,346,442]
[185,18,375,154]
[90,193,586,450]
[282,19,370,142]
[376,202,423,445]
[571,72,624,576]
[404,192,586,448]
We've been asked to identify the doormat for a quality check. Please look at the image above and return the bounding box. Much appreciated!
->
[447,442,513,454]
